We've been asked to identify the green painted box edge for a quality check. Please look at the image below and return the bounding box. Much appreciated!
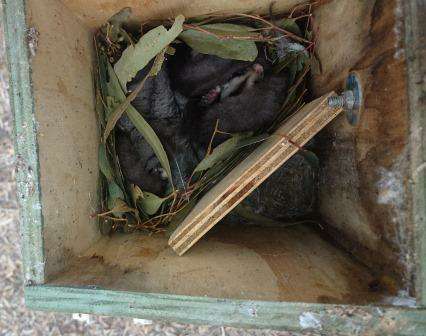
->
[2,0,426,332]
[2,0,45,284]
[24,285,426,335]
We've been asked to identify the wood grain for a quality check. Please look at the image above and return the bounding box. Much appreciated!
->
[169,92,343,255]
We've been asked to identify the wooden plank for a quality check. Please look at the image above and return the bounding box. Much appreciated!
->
[169,92,343,255]
[2,0,45,284]
[404,0,426,306]
[25,285,426,335]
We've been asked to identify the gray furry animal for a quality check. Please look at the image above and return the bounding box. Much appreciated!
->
[116,61,198,195]
[168,45,252,98]
[116,47,288,195]
[183,63,288,150]
[116,130,168,195]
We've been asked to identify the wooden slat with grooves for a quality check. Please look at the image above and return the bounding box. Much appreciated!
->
[169,92,343,255]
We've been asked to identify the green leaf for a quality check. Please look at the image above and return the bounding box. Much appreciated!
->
[99,217,113,235]
[276,18,302,37]
[300,150,320,170]
[138,191,169,216]
[114,15,185,89]
[131,184,144,205]
[98,143,114,181]
[101,7,132,43]
[105,62,173,184]
[273,53,297,74]
[109,198,134,214]
[107,181,125,205]
[179,23,258,62]
[127,104,173,185]
[194,133,252,173]
[235,134,270,149]
[103,50,166,141]
[98,51,109,111]
[166,46,176,55]
[289,62,298,85]
[107,181,130,217]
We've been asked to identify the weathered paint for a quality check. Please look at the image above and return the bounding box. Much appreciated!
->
[404,0,426,306]
[2,0,45,284]
[26,285,426,335]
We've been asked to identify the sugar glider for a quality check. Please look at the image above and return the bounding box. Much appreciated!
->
[183,63,288,150]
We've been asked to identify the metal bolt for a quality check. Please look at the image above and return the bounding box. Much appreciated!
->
[328,90,355,110]
[327,73,363,125]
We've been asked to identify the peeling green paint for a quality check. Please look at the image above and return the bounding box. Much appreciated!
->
[2,0,45,284]
[26,286,426,335]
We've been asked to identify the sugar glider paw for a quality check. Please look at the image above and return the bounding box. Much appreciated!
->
[245,63,264,88]
[252,63,264,75]
[200,86,221,106]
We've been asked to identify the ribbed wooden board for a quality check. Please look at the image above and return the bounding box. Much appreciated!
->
[169,92,343,255]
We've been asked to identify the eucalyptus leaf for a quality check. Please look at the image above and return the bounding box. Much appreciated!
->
[289,62,298,85]
[300,150,320,170]
[273,53,295,74]
[108,181,125,205]
[103,50,166,141]
[114,15,185,89]
[179,23,258,61]
[99,217,113,235]
[131,184,144,205]
[98,52,109,113]
[235,134,270,149]
[101,7,132,43]
[98,143,114,181]
[194,133,251,173]
[105,62,173,184]
[138,191,169,216]
[276,18,302,37]
[107,181,129,217]
[109,197,134,214]
[166,46,176,55]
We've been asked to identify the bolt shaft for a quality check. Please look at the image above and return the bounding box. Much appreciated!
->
[328,90,355,109]
[328,95,345,108]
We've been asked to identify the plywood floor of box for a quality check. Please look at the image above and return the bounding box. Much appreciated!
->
[50,224,384,304]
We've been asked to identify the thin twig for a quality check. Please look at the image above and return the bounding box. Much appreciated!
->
[206,119,220,155]
[103,64,153,142]
[229,13,311,44]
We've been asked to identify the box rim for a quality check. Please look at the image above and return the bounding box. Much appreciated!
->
[2,0,45,284]
[25,285,426,334]
[3,0,426,325]
[404,0,426,306]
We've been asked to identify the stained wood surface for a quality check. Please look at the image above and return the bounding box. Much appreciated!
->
[25,285,426,334]
[169,92,343,255]
[51,225,382,304]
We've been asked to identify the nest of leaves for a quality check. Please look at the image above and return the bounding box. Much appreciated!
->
[94,3,319,235]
